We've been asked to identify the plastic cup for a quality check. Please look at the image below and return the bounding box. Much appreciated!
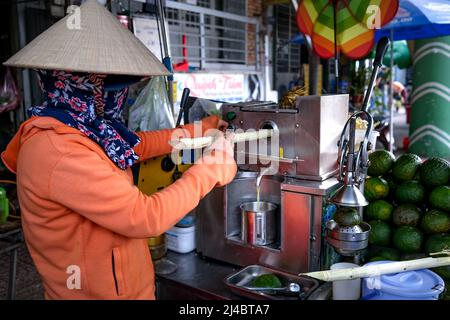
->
[331,262,361,300]
[355,129,379,151]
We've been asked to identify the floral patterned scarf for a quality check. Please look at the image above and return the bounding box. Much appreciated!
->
[29,70,140,170]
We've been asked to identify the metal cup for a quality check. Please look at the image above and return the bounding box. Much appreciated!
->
[240,201,277,246]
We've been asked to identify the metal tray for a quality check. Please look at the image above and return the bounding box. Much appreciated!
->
[224,265,320,300]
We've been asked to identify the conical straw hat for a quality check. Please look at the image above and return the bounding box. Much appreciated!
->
[4,0,170,76]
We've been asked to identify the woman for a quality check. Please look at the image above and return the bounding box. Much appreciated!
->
[1,1,236,299]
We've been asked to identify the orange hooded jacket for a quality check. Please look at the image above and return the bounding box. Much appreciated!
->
[1,115,236,299]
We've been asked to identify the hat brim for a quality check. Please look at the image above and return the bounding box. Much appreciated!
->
[4,0,171,77]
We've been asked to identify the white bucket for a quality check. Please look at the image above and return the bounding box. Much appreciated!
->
[166,225,196,254]
[331,262,361,300]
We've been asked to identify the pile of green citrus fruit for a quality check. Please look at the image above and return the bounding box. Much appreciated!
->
[363,150,450,293]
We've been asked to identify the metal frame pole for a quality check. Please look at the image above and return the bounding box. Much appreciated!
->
[333,0,339,94]
[255,23,260,72]
[157,0,174,114]
[17,1,31,122]
[199,12,206,70]
[389,29,395,153]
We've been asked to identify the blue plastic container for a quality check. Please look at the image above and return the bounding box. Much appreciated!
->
[361,261,445,300]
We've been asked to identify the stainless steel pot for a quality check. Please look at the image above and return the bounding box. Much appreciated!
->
[240,201,278,246]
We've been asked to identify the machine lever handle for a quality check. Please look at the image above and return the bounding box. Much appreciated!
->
[176,88,190,127]
[373,36,390,68]
[361,37,390,112]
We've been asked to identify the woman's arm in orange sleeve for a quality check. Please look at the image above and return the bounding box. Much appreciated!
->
[49,148,236,238]
[133,115,220,160]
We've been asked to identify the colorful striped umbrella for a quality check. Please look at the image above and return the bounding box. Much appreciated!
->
[297,0,399,59]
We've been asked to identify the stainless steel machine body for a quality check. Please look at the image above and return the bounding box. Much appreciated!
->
[196,95,349,274]
[222,94,349,181]
[196,173,339,274]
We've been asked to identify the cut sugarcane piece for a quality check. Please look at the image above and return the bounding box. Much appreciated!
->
[169,136,212,150]
[169,129,273,150]
[301,254,450,282]
[244,152,303,163]
[231,129,273,144]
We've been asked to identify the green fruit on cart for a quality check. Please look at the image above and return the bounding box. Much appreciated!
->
[392,153,422,182]
[376,247,400,261]
[421,210,450,234]
[368,150,396,177]
[425,233,450,254]
[424,233,450,280]
[369,220,392,246]
[333,207,361,227]
[383,174,397,199]
[431,268,450,281]
[369,246,400,261]
[250,274,283,288]
[429,186,450,212]
[370,256,387,262]
[395,181,425,204]
[392,204,421,227]
[444,283,450,300]
[364,177,389,201]
[400,253,427,261]
[393,226,424,253]
[419,157,450,188]
[365,200,393,222]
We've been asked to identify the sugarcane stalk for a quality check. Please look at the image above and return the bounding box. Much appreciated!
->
[169,129,273,150]
[302,253,450,282]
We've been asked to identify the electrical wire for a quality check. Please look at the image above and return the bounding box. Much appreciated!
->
[9,201,17,216]
[0,180,16,185]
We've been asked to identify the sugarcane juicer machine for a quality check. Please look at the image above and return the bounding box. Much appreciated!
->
[195,38,390,274]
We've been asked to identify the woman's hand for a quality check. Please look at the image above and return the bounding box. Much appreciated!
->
[199,115,228,133]
[200,131,237,187]
[205,131,235,159]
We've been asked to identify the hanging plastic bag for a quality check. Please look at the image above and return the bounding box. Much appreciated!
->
[128,76,175,131]
[0,68,20,113]
[187,98,222,123]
